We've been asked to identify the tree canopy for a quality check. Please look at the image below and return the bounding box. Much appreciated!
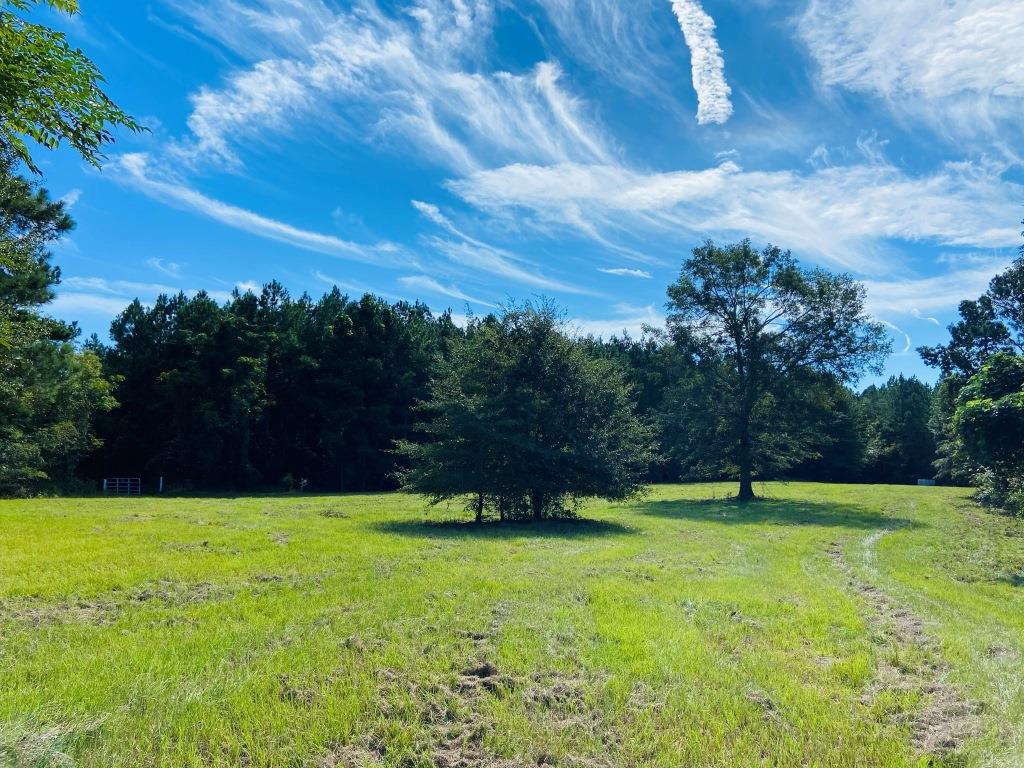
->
[919,257,1024,380]
[400,303,654,520]
[665,239,890,500]
[0,153,114,494]
[920,226,1024,514]
[88,286,457,492]
[0,0,142,172]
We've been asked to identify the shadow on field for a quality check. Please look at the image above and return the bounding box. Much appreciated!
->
[996,573,1024,587]
[639,497,922,530]
[373,517,635,540]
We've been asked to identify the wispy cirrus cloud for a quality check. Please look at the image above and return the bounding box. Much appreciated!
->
[798,0,1024,143]
[530,0,674,100]
[397,275,496,307]
[448,157,1023,273]
[109,153,400,265]
[61,276,180,295]
[53,275,255,322]
[411,199,593,295]
[162,0,611,174]
[668,0,732,125]
[426,235,592,295]
[51,292,137,317]
[568,303,665,339]
[147,257,184,279]
[598,267,652,278]
[863,258,1010,317]
[877,319,913,354]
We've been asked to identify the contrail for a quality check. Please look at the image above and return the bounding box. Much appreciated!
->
[669,0,733,125]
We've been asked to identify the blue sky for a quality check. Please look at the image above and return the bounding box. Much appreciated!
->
[35,0,1024,383]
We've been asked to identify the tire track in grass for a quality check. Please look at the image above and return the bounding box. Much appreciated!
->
[829,529,979,758]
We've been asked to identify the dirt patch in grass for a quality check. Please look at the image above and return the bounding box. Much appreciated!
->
[985,644,1019,661]
[132,579,231,605]
[319,737,386,767]
[0,597,118,627]
[829,536,979,756]
[319,509,350,519]
[0,579,234,627]
[0,719,104,768]
[371,662,524,767]
[278,674,321,707]
[334,652,615,768]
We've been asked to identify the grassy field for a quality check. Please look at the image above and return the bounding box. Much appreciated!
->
[1,483,1023,768]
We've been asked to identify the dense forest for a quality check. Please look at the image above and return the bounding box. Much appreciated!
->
[75,285,937,494]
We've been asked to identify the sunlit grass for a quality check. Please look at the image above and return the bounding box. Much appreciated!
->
[1,483,1021,767]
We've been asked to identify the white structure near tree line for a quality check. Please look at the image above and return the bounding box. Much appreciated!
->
[103,477,142,496]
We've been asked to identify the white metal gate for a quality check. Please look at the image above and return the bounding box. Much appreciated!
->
[103,477,142,496]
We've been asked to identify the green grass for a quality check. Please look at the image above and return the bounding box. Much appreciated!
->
[1,483,1023,767]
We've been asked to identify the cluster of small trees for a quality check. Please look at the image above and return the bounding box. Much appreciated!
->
[0,0,136,495]
[921,256,1024,514]
[0,153,115,495]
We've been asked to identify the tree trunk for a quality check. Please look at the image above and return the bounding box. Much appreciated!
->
[737,408,755,502]
[738,460,754,501]
[530,489,544,521]
[475,492,484,524]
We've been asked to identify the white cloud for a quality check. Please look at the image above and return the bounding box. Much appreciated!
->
[147,257,184,278]
[397,275,496,307]
[877,319,912,354]
[531,0,671,99]
[863,259,1009,316]
[311,270,381,297]
[61,276,179,295]
[50,293,139,317]
[109,153,399,264]
[235,280,261,294]
[798,0,1024,139]
[52,276,180,323]
[598,267,652,278]
[448,157,1024,273]
[412,197,594,295]
[427,236,594,295]
[568,303,665,339]
[60,188,82,208]
[807,144,832,170]
[669,0,733,125]
[911,308,941,326]
[411,199,453,228]
[162,0,611,174]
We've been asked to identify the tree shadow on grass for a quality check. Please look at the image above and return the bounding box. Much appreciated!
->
[995,573,1024,587]
[638,497,923,531]
[372,516,636,540]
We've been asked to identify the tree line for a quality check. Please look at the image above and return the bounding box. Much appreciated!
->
[919,255,1024,515]
[2,157,959,503]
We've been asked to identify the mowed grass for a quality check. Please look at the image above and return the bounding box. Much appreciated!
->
[1,484,1023,767]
